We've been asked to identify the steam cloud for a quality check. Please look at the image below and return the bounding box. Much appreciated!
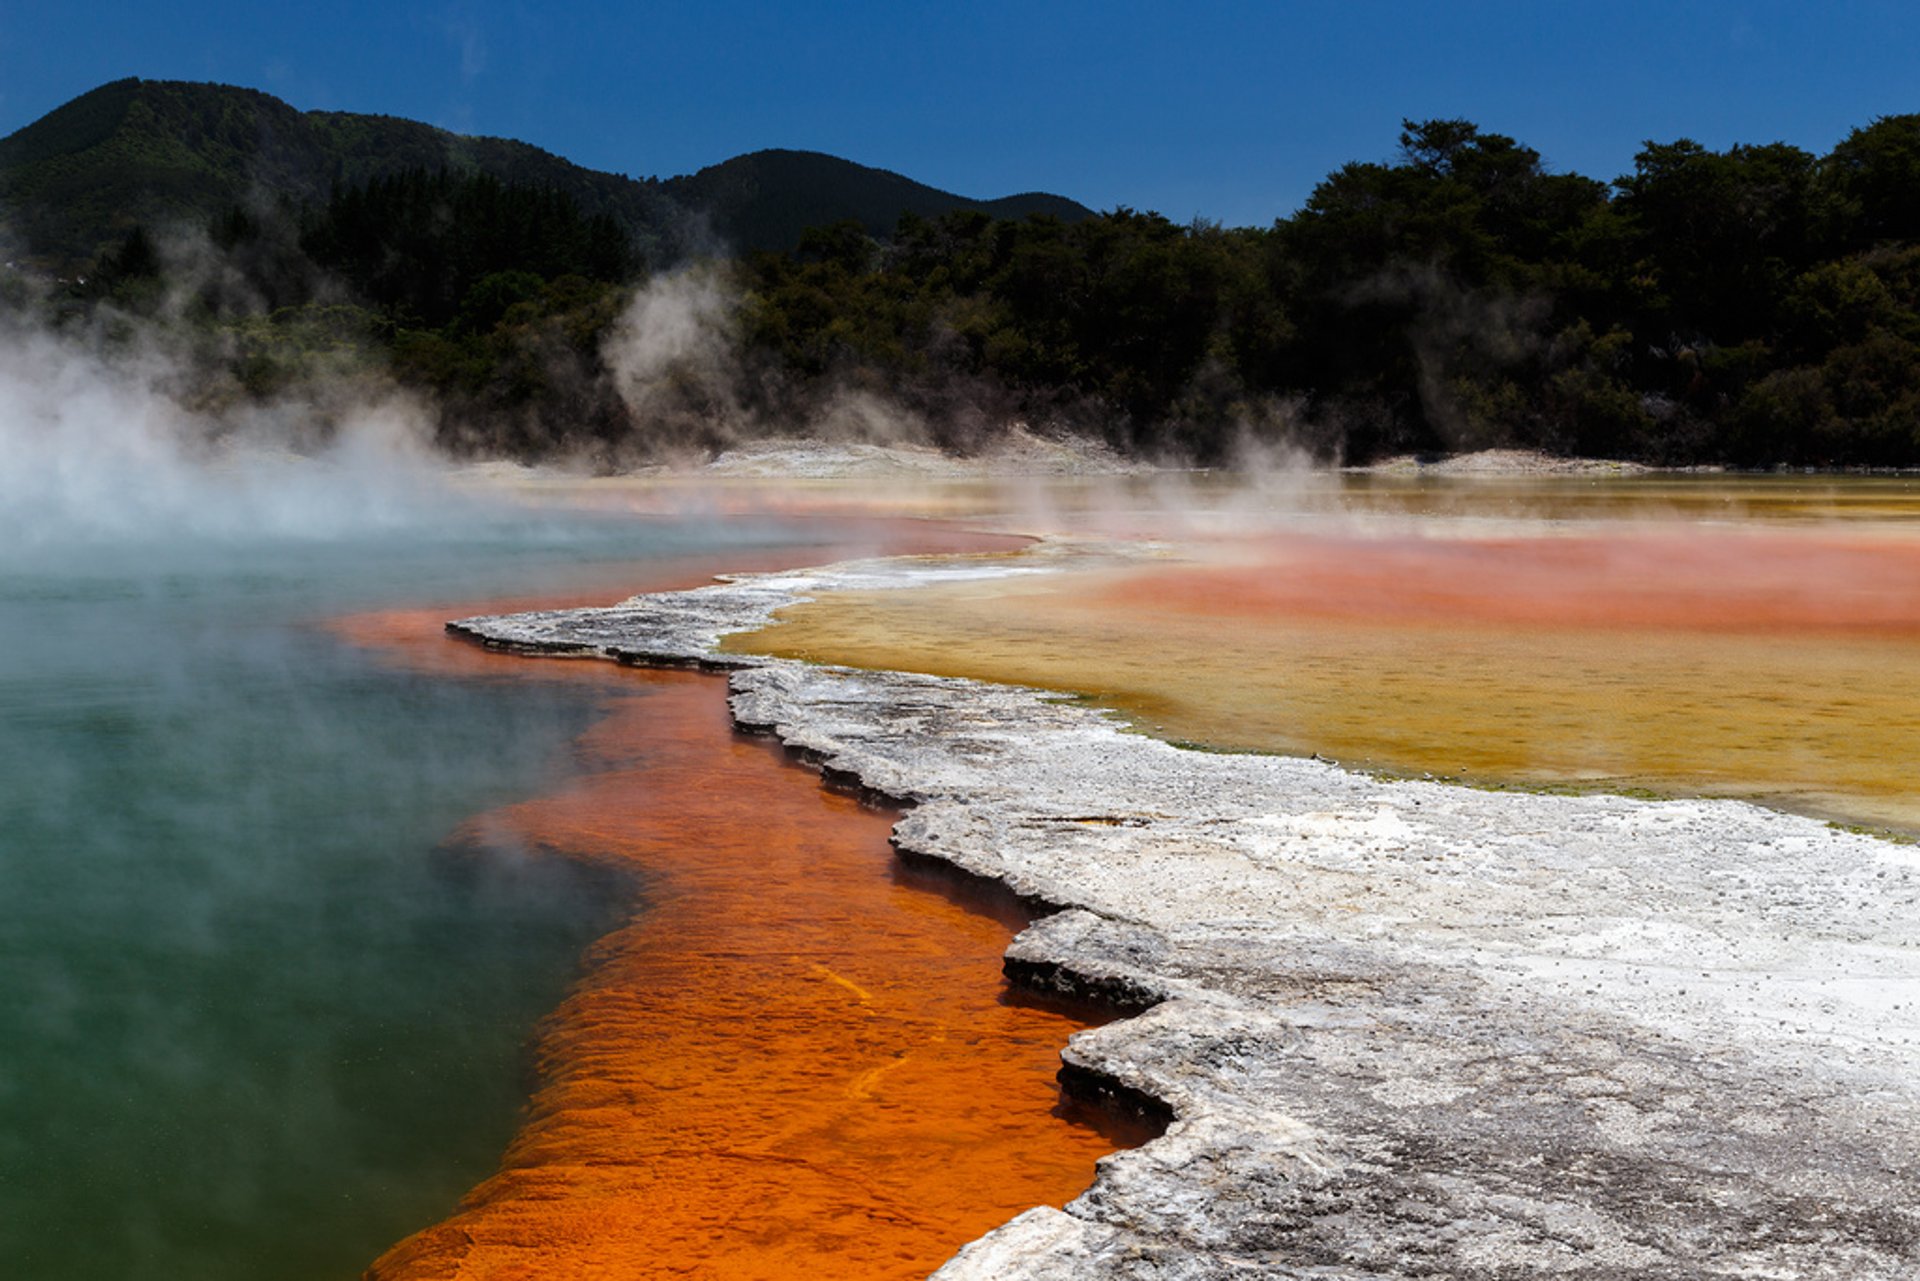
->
[1344,263,1552,452]
[0,309,470,551]
[598,264,935,461]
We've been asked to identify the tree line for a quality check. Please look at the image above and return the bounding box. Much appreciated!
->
[46,114,1920,466]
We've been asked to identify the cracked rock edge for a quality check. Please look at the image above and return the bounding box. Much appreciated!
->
[451,556,1920,1281]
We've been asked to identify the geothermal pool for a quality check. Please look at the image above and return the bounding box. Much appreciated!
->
[338,637,1133,1280]
[12,465,1920,1278]
[0,505,827,1280]
[0,481,1134,1281]
[731,473,1920,835]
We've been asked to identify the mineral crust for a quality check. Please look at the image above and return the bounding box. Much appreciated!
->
[452,551,1920,1280]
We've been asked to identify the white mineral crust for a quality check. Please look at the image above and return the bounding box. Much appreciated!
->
[452,549,1920,1280]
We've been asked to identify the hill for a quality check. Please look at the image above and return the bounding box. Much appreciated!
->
[0,78,1091,272]
[659,149,1093,252]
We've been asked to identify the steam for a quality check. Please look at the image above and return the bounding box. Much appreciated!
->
[0,216,1445,566]
[1345,263,1551,450]
[600,264,752,461]
[599,264,935,461]
[0,310,470,552]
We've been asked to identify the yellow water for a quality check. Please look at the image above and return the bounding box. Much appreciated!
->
[727,479,1920,835]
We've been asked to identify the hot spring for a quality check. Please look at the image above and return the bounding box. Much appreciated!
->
[0,482,816,1279]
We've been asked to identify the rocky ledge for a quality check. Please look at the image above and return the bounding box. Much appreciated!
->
[453,552,1920,1280]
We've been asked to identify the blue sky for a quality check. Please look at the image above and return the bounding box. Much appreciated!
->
[1,1,1915,227]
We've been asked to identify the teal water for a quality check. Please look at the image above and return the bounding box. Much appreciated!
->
[0,499,801,1279]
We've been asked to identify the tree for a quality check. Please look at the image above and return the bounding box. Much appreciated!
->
[1614,139,1818,340]
[1824,114,1920,248]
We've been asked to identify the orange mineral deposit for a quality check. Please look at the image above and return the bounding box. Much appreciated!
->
[337,539,1132,1281]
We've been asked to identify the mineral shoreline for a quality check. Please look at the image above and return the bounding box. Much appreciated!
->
[452,547,1920,1280]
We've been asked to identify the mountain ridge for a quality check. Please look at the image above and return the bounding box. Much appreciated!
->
[0,78,1093,270]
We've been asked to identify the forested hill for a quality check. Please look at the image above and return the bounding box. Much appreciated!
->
[0,78,1092,270]
[0,80,669,268]
[6,81,1920,469]
[665,149,1090,256]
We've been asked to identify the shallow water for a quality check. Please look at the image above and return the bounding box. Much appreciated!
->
[731,475,1920,835]
[335,642,1132,1280]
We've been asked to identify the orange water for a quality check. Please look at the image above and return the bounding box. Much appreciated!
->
[334,532,1130,1281]
[730,524,1920,833]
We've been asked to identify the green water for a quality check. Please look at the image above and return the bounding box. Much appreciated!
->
[0,503,800,1279]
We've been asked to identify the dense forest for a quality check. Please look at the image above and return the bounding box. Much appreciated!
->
[727,115,1920,467]
[12,104,1920,467]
